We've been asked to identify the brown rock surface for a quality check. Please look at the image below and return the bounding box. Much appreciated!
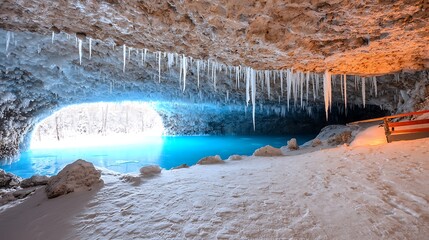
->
[0,0,427,75]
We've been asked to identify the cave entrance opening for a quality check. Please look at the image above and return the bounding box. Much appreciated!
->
[30,101,165,149]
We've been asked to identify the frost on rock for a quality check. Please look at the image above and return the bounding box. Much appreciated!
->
[45,159,102,199]
[227,154,243,161]
[311,138,322,147]
[287,138,299,150]
[197,155,224,165]
[171,164,190,170]
[253,145,283,157]
[140,165,162,177]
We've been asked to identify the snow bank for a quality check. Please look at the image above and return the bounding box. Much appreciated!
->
[227,154,243,161]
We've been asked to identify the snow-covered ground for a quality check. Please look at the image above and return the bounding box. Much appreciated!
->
[1,126,429,239]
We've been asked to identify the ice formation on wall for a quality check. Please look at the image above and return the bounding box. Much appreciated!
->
[0,30,385,132]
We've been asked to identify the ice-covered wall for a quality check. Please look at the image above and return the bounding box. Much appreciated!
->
[0,29,427,161]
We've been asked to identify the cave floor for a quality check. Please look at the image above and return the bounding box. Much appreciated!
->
[0,133,428,239]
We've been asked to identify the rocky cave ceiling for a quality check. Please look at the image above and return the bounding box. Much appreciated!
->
[1,0,428,75]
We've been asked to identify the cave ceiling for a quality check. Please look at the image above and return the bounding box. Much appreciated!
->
[0,0,428,75]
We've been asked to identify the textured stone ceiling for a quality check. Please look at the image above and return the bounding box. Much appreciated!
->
[1,0,428,75]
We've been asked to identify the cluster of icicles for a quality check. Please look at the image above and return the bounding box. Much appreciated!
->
[5,31,379,130]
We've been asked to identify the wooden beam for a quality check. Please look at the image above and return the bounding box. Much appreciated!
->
[389,119,429,127]
[348,109,429,125]
[391,127,429,134]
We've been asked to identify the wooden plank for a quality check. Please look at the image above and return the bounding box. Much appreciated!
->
[389,119,429,127]
[386,109,429,119]
[348,110,429,125]
[391,127,429,134]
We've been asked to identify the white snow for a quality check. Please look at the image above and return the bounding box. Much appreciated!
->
[1,129,429,239]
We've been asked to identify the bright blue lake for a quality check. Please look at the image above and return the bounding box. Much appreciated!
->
[1,135,315,178]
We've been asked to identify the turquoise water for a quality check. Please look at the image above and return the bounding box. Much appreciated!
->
[1,135,315,178]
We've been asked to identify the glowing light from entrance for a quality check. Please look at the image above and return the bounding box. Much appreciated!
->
[31,101,165,149]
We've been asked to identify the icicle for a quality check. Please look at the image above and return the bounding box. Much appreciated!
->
[305,72,309,101]
[5,31,10,52]
[362,77,366,108]
[89,38,92,59]
[226,90,229,102]
[246,67,250,106]
[251,69,257,131]
[141,50,144,66]
[323,70,332,121]
[344,74,347,115]
[312,73,316,101]
[280,71,284,97]
[315,74,320,98]
[373,76,378,97]
[340,75,344,98]
[78,39,83,65]
[265,70,271,100]
[158,52,162,83]
[143,49,147,63]
[51,31,55,44]
[300,72,304,108]
[182,55,187,92]
[123,44,126,73]
[197,60,200,88]
[286,69,292,110]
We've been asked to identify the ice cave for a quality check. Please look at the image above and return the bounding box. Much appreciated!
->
[0,1,428,239]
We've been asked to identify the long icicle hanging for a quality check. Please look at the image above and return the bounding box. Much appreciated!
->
[158,51,162,83]
[182,55,187,92]
[78,39,83,65]
[280,71,284,97]
[246,67,250,106]
[197,60,200,89]
[344,74,347,115]
[123,44,126,73]
[89,38,92,59]
[323,70,332,121]
[250,68,257,131]
[287,69,292,110]
[362,77,366,108]
[373,76,378,97]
